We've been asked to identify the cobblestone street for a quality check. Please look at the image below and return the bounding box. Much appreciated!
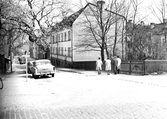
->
[0,63,167,119]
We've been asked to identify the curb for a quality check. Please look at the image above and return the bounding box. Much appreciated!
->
[56,68,83,74]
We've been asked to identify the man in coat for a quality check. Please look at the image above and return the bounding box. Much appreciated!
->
[112,56,118,75]
[117,56,121,74]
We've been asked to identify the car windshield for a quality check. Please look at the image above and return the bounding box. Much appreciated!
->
[35,60,50,65]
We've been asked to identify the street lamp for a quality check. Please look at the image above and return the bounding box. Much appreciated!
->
[89,0,105,12]
[105,8,128,60]
[97,0,105,10]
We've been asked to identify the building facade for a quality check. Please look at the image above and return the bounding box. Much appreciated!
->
[50,3,125,69]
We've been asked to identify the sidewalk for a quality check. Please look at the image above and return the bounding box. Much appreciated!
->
[10,56,167,88]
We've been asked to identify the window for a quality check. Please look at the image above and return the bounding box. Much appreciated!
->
[58,34,59,42]
[60,33,62,42]
[61,33,63,42]
[68,31,71,41]
[58,47,60,55]
[65,47,66,56]
[53,47,54,54]
[55,47,57,54]
[68,47,71,57]
[59,34,61,42]
[62,47,63,55]
[65,32,67,41]
[56,35,58,43]
[52,35,54,43]
[56,47,57,54]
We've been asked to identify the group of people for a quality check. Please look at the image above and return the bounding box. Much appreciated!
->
[96,56,121,75]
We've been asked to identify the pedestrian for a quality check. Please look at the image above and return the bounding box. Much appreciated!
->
[117,56,121,74]
[112,56,118,75]
[96,57,103,75]
[105,57,111,75]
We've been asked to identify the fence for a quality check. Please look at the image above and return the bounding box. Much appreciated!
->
[121,60,145,75]
[70,60,167,75]
[144,60,167,74]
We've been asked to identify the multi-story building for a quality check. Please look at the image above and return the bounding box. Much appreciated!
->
[50,2,125,69]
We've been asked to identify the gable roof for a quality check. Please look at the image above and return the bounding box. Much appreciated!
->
[52,3,94,32]
[52,8,84,32]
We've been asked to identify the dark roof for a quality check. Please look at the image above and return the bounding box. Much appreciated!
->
[52,3,93,32]
[150,23,167,35]
[127,21,167,36]
[52,8,84,32]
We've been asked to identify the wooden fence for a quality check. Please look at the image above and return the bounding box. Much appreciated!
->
[121,60,145,75]
[70,60,167,75]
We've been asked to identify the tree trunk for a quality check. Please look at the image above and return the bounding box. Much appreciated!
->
[113,15,118,56]
[121,21,125,59]
[101,46,105,70]
[101,45,105,61]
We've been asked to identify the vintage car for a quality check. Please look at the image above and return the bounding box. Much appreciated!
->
[28,59,56,79]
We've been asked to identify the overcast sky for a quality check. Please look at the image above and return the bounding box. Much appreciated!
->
[69,0,164,24]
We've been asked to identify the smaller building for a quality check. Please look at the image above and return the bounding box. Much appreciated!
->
[126,20,167,60]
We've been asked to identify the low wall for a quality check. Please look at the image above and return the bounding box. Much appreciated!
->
[121,60,167,75]
[72,61,96,70]
[145,60,167,74]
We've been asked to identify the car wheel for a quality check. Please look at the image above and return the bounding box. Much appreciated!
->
[32,73,34,78]
[51,74,54,77]
[34,75,39,79]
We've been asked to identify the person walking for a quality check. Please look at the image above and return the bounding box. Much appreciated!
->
[105,57,111,75]
[96,57,103,75]
[112,56,118,75]
[117,56,121,74]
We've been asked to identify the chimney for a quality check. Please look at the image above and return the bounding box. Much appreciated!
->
[163,19,167,24]
[140,21,144,25]
[128,20,132,23]
[150,23,155,29]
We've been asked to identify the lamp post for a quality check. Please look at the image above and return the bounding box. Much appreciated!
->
[105,8,128,60]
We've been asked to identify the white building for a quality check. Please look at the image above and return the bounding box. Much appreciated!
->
[50,2,125,69]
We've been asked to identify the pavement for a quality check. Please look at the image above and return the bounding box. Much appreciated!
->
[0,57,167,119]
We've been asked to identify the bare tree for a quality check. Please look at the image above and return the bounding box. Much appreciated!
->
[149,0,166,23]
[75,0,126,61]
[124,0,149,60]
[148,0,167,59]
[2,0,72,54]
